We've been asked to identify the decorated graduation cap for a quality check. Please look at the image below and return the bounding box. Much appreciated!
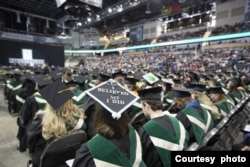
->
[206,86,225,94]
[173,87,192,98]
[142,72,160,85]
[49,70,64,81]
[138,87,162,101]
[124,77,138,86]
[85,79,139,120]
[39,79,74,110]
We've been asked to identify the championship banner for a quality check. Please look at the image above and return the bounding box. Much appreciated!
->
[161,4,181,16]
[171,4,181,13]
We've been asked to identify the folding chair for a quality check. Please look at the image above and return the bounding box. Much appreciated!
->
[39,130,87,167]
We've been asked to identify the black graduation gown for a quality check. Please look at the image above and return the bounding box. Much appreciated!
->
[82,95,97,140]
[18,96,41,151]
[27,114,47,167]
[73,129,163,167]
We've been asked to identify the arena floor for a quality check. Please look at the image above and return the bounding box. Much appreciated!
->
[0,87,29,167]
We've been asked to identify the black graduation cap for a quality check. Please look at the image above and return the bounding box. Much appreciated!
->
[36,75,53,88]
[112,70,126,79]
[138,87,162,101]
[206,86,225,94]
[162,79,173,90]
[173,87,192,98]
[12,69,23,75]
[142,72,159,85]
[74,75,85,84]
[173,78,182,85]
[23,73,36,82]
[199,74,209,80]
[80,69,89,75]
[49,70,64,81]
[85,79,139,120]
[124,77,138,86]
[184,83,207,92]
[39,80,74,110]
[65,69,72,76]
[229,78,241,87]
[97,73,111,82]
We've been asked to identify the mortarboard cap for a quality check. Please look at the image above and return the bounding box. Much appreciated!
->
[23,73,36,82]
[36,75,53,88]
[74,75,85,84]
[124,77,138,86]
[184,83,207,92]
[80,69,89,75]
[206,86,225,94]
[12,69,23,75]
[97,73,111,82]
[49,70,64,81]
[173,78,182,85]
[162,79,173,89]
[142,72,160,85]
[138,87,162,101]
[39,80,74,110]
[173,87,192,98]
[112,70,126,79]
[86,79,139,120]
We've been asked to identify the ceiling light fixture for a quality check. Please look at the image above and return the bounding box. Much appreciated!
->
[145,2,151,14]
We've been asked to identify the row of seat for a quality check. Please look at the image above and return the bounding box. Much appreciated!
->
[187,95,250,151]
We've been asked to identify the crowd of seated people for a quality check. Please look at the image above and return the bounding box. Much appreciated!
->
[211,22,250,36]
[1,42,250,167]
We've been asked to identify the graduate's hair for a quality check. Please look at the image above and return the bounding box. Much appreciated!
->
[94,104,129,139]
[38,100,85,140]
[143,100,163,111]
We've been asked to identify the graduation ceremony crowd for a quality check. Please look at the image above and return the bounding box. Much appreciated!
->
[1,44,250,167]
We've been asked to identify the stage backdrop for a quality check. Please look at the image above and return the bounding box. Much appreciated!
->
[0,39,65,66]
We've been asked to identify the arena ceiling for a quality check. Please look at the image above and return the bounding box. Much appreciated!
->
[0,0,218,35]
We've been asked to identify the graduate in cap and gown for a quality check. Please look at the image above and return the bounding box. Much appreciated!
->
[27,80,86,167]
[207,86,232,117]
[173,88,214,144]
[137,87,189,167]
[82,72,112,139]
[73,79,163,167]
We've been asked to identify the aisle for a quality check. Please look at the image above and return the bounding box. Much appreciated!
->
[0,87,29,167]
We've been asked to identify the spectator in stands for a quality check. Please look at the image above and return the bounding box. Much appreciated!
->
[137,87,189,167]
[232,121,250,151]
[27,80,86,167]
